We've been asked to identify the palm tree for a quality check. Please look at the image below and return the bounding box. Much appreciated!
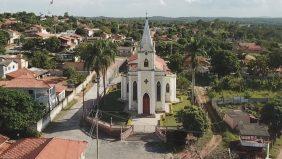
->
[80,40,116,102]
[100,41,116,96]
[185,36,207,105]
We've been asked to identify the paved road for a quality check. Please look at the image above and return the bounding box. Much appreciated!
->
[43,58,170,159]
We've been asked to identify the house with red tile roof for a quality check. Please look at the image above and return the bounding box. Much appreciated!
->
[0,77,57,110]
[121,18,177,115]
[0,138,88,159]
[238,42,263,53]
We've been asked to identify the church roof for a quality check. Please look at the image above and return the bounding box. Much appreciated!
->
[140,18,154,52]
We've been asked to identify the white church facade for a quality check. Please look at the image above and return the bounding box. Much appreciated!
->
[121,18,177,115]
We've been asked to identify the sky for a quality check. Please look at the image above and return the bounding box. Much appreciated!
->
[0,0,282,18]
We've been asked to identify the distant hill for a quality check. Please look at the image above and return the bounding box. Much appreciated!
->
[85,16,282,25]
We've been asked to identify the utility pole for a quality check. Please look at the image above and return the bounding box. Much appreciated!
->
[95,75,100,159]
[82,86,85,118]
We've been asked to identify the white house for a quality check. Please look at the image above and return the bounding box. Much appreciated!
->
[0,77,57,110]
[121,18,177,115]
[0,54,29,69]
[7,30,21,44]
[0,60,18,78]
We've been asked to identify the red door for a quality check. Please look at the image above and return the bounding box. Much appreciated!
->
[143,94,150,115]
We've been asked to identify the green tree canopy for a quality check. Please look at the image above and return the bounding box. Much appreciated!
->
[260,98,282,137]
[45,36,62,52]
[268,49,282,69]
[211,50,240,76]
[0,88,44,136]
[176,106,209,135]
[31,51,55,69]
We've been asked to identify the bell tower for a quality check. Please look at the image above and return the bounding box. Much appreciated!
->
[138,15,155,71]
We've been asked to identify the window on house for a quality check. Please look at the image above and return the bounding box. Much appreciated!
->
[133,81,137,101]
[157,82,161,101]
[166,83,170,93]
[144,59,149,67]
[28,90,34,95]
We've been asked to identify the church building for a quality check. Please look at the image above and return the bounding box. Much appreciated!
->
[121,18,177,115]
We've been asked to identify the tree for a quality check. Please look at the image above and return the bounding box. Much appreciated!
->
[177,75,190,91]
[247,55,269,77]
[0,30,10,46]
[211,50,240,76]
[260,98,282,137]
[63,67,86,86]
[268,49,282,69]
[75,27,87,36]
[185,37,207,104]
[167,53,184,73]
[80,40,116,97]
[176,106,209,135]
[45,37,61,52]
[0,88,44,137]
[31,51,55,69]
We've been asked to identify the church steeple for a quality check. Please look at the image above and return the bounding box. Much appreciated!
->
[140,13,154,52]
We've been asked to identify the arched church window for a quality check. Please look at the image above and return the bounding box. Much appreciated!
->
[166,83,170,93]
[133,81,137,101]
[144,59,149,67]
[126,83,129,93]
[157,82,161,101]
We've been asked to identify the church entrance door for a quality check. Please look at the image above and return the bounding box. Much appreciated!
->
[143,93,150,115]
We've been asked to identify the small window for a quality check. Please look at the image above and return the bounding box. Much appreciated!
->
[166,83,170,93]
[133,81,137,101]
[157,82,161,101]
[144,59,149,67]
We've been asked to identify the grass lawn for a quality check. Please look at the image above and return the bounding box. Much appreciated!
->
[160,94,191,127]
[210,90,281,99]
[97,89,130,125]
[270,136,282,159]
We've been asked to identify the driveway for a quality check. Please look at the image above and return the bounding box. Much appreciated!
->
[43,58,171,159]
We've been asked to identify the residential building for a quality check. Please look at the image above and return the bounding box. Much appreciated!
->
[5,68,38,80]
[0,54,29,69]
[29,67,50,79]
[0,60,18,78]
[0,18,18,28]
[238,42,263,53]
[223,110,250,129]
[62,62,86,72]
[230,123,270,159]
[7,30,21,44]
[117,46,136,57]
[0,138,88,159]
[121,18,177,115]
[0,77,57,110]
[83,27,94,37]
[59,35,79,50]
[26,25,48,35]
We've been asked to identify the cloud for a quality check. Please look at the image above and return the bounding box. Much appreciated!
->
[160,0,167,6]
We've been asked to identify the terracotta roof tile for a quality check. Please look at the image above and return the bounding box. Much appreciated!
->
[0,138,87,159]
[36,138,88,159]
[0,138,51,159]
[0,135,9,146]
[0,78,51,89]
[6,68,38,79]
